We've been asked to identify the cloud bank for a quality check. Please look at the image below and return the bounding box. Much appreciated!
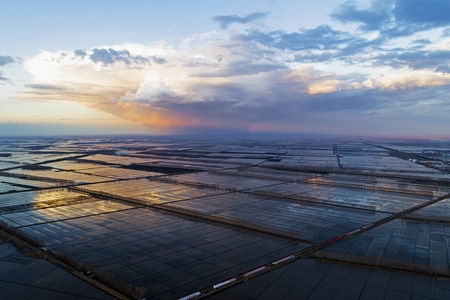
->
[18,0,450,135]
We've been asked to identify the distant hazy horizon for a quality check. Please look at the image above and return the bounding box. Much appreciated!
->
[1,125,449,143]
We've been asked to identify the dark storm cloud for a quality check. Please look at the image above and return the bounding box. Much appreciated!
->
[235,29,279,45]
[89,48,150,65]
[307,91,376,112]
[377,50,450,72]
[237,25,353,51]
[161,95,273,126]
[293,52,336,63]
[393,0,450,28]
[236,26,382,64]
[151,56,166,64]
[74,49,87,58]
[276,25,353,51]
[442,28,450,37]
[212,12,268,29]
[339,36,384,57]
[225,60,287,75]
[413,39,432,45]
[305,88,403,113]
[331,0,391,31]
[24,83,66,90]
[196,60,287,77]
[0,55,15,66]
[89,48,115,64]
[333,0,450,37]
[306,83,450,115]
[436,65,450,73]
[90,48,128,65]
[0,55,16,82]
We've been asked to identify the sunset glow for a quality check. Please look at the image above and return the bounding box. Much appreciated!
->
[2,0,450,136]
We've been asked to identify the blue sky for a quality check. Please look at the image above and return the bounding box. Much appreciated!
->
[1,0,450,136]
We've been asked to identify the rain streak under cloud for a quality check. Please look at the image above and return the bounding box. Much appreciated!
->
[4,0,450,136]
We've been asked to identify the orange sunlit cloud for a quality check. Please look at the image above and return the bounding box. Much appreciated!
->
[92,100,199,128]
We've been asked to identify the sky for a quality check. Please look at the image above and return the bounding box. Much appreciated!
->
[1,0,450,137]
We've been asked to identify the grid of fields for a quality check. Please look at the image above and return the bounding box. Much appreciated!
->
[0,136,449,299]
